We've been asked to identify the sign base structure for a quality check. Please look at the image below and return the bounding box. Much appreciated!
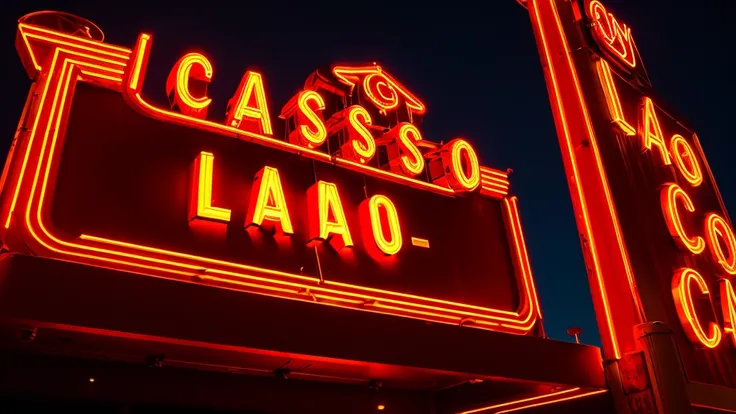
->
[0,254,610,413]
[524,0,736,413]
[0,12,613,414]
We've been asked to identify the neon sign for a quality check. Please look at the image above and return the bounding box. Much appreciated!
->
[596,57,736,349]
[528,0,736,389]
[1,22,542,335]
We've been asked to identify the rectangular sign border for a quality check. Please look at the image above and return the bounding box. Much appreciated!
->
[3,24,542,334]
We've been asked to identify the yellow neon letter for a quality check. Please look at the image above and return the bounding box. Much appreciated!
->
[382,123,425,177]
[246,166,293,234]
[360,195,402,256]
[721,278,736,347]
[438,138,480,192]
[596,60,635,136]
[165,53,213,119]
[307,181,353,250]
[660,183,705,254]
[705,213,736,275]
[670,134,703,187]
[226,71,273,135]
[190,152,231,223]
[341,106,376,164]
[672,268,721,349]
[640,97,672,165]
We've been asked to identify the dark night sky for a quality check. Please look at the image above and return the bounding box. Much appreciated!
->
[2,1,735,347]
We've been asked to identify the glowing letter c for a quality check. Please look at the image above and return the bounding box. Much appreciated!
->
[672,268,721,349]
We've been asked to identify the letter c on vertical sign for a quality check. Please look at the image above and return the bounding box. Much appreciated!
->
[671,268,722,348]
[341,106,376,164]
[660,183,705,254]
[360,195,402,256]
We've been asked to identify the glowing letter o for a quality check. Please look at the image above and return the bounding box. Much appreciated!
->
[442,138,480,192]
[360,195,402,256]
[670,134,703,187]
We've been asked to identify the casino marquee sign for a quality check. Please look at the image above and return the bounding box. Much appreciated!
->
[1,21,542,334]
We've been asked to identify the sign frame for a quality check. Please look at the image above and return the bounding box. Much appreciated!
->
[2,23,543,334]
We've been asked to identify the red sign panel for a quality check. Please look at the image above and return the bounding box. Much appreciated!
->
[1,23,543,335]
[527,0,736,388]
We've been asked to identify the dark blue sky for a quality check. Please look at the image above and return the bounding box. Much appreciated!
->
[3,1,735,346]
